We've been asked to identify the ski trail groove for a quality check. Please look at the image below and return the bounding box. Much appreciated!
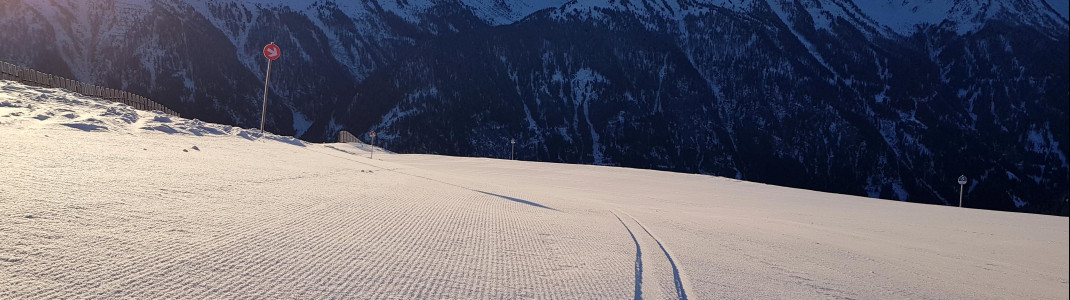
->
[613,212,644,300]
[628,213,689,300]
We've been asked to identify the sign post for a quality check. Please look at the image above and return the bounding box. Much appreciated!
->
[260,42,281,134]
[957,175,968,207]
[510,139,516,160]
[369,131,376,159]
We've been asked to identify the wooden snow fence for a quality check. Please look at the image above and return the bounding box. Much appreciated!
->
[0,60,179,117]
[338,130,361,143]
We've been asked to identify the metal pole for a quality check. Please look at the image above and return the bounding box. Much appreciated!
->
[963,184,971,207]
[511,139,515,160]
[259,59,273,134]
[370,135,375,159]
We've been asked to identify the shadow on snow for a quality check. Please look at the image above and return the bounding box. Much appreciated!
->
[475,190,557,211]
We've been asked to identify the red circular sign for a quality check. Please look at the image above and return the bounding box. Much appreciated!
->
[263,43,281,61]
[370,131,376,137]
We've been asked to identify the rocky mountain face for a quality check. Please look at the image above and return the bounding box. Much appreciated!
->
[1,0,1067,215]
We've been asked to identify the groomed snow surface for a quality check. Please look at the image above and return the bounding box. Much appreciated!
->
[1,80,1067,299]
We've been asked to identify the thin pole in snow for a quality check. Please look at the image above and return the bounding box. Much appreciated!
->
[369,131,376,159]
[259,58,272,135]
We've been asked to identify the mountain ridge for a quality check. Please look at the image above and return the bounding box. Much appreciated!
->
[1,0,1066,215]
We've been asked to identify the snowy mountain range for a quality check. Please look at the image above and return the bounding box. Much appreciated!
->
[1,0,1067,215]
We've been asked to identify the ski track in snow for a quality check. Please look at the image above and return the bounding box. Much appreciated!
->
[612,211,689,300]
[613,213,644,300]
[1,81,1068,299]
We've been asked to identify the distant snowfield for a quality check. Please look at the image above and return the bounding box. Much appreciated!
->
[1,80,1067,299]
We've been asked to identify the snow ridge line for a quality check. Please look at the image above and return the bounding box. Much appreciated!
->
[612,212,644,300]
[306,147,558,211]
[621,211,689,300]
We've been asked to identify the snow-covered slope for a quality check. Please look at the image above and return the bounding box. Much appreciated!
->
[2,81,1067,298]
[1049,0,1070,19]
